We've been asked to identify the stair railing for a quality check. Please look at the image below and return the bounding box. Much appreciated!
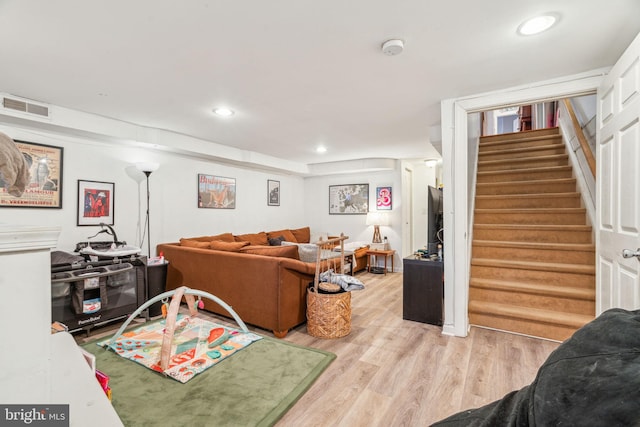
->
[558,98,596,232]
[562,99,596,177]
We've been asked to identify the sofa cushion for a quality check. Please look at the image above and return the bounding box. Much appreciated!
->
[211,232,236,242]
[234,232,269,246]
[239,244,300,259]
[267,229,297,242]
[180,238,211,248]
[209,241,250,252]
[189,233,235,243]
[291,227,311,243]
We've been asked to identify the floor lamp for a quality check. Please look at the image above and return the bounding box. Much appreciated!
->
[136,162,160,257]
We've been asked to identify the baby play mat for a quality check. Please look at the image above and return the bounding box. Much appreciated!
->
[85,333,336,426]
[98,316,262,383]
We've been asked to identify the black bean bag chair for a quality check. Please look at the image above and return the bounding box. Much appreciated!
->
[432,308,640,426]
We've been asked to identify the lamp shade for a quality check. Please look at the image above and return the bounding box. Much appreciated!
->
[135,162,160,173]
[366,211,390,226]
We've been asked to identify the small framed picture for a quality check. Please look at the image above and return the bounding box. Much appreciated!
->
[198,174,236,209]
[267,180,280,206]
[77,180,114,226]
[376,186,392,210]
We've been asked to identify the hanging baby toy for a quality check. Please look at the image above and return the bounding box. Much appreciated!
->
[161,297,169,318]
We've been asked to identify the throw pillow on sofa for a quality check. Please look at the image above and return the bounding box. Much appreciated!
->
[188,233,235,243]
[268,236,285,246]
[209,241,250,251]
[267,229,297,243]
[234,232,269,246]
[180,238,211,248]
[290,226,311,243]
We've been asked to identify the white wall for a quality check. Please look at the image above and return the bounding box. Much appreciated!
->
[303,166,404,267]
[0,225,59,403]
[0,124,306,254]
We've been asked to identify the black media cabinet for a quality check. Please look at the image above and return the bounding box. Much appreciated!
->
[402,257,443,326]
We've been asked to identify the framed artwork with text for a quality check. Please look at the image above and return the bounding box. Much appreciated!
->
[376,186,392,210]
[0,140,63,208]
[198,174,236,209]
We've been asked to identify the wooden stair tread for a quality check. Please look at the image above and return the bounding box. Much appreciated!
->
[478,153,568,166]
[468,300,594,328]
[474,224,592,231]
[480,132,561,146]
[475,207,586,214]
[476,192,580,200]
[477,178,575,188]
[477,165,572,176]
[470,277,595,300]
[473,240,594,252]
[471,257,595,274]
[479,144,564,157]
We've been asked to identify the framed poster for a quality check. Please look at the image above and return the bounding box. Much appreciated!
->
[198,174,236,209]
[267,180,280,206]
[376,186,392,210]
[77,180,114,226]
[0,140,63,208]
[329,184,369,214]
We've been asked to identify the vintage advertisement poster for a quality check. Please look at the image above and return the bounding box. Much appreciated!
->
[198,174,236,209]
[0,140,63,208]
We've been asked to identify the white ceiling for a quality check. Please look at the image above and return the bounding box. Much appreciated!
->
[1,1,639,166]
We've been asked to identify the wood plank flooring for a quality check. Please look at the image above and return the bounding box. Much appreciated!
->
[74,271,560,426]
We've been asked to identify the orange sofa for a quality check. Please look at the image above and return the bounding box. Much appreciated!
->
[157,227,368,337]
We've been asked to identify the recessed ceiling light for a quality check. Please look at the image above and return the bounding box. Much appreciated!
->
[316,146,327,153]
[517,14,557,36]
[213,107,235,117]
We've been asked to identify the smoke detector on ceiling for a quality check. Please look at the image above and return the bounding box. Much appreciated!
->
[381,39,404,56]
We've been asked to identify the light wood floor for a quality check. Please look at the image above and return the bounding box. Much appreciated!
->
[75,271,559,426]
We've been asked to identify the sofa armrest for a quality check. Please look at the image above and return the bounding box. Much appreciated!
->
[279,258,317,276]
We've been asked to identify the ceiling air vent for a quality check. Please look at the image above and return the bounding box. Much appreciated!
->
[2,96,49,117]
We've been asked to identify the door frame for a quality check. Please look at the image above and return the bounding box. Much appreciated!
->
[440,68,609,337]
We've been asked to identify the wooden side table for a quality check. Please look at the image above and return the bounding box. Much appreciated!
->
[366,249,396,275]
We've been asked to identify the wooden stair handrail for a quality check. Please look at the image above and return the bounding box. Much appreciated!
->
[562,99,596,176]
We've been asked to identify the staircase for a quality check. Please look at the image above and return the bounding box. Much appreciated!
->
[469,127,595,341]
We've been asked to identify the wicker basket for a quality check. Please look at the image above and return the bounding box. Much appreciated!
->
[307,287,351,338]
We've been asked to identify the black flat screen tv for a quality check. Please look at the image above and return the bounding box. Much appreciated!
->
[427,186,443,255]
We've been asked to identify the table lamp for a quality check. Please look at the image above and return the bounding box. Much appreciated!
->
[366,211,389,244]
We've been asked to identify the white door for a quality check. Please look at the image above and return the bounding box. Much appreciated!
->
[597,32,640,313]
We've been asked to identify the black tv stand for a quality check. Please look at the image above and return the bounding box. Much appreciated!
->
[402,257,443,326]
